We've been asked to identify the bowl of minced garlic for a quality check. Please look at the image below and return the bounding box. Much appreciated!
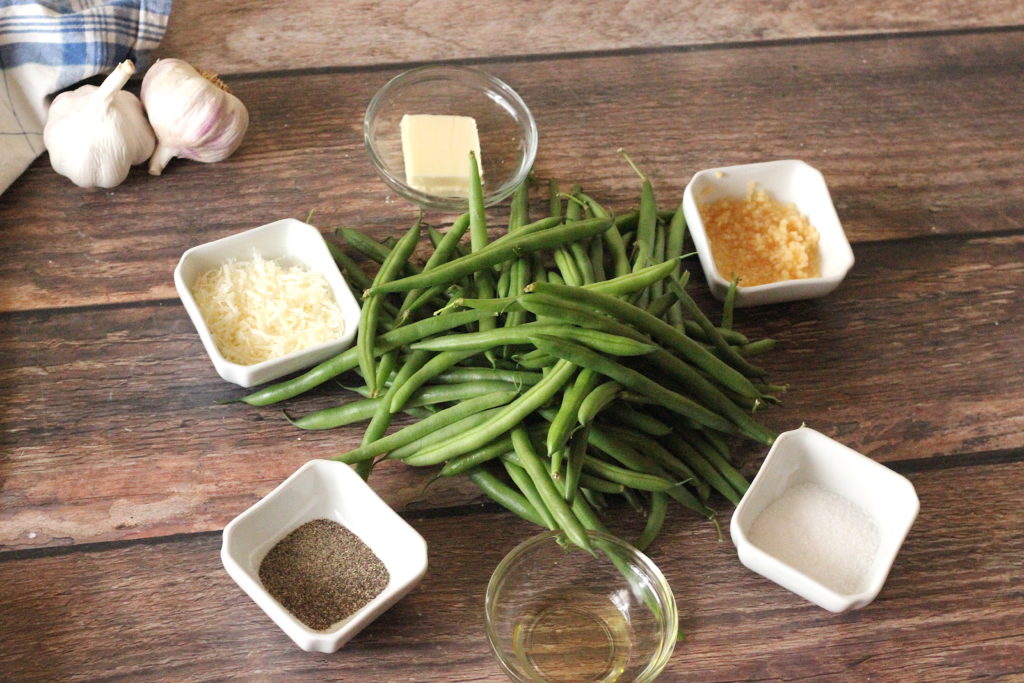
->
[682,160,854,307]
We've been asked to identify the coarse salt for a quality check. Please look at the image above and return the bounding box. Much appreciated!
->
[747,481,880,595]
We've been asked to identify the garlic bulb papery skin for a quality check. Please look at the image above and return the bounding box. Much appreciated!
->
[141,58,249,176]
[43,60,156,189]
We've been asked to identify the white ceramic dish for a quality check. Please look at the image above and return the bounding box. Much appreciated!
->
[174,218,361,388]
[730,427,919,613]
[681,159,854,307]
[221,459,429,652]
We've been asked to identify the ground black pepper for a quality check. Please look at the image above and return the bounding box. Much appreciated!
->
[258,518,390,631]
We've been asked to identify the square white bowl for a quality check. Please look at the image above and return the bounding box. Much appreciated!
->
[174,218,361,388]
[681,159,855,307]
[221,459,429,652]
[730,427,919,613]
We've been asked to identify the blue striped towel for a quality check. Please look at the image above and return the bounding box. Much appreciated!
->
[0,0,172,194]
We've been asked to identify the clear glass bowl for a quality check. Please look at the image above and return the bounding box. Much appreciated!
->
[364,65,538,212]
[485,530,678,683]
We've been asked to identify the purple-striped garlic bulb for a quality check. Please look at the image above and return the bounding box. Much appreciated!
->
[141,58,249,175]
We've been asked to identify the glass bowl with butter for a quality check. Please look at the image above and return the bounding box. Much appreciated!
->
[364,65,537,212]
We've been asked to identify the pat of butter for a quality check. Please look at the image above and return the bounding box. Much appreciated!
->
[400,114,482,197]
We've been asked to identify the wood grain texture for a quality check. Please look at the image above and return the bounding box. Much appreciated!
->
[1,233,1020,550]
[1,461,1021,681]
[154,0,1024,75]
[2,31,1022,312]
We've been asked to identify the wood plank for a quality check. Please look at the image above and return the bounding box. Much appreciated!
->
[1,233,1021,550]
[154,0,1024,74]
[1,460,1021,680]
[1,31,1021,311]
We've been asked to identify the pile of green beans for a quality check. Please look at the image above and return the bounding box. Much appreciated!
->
[239,157,783,552]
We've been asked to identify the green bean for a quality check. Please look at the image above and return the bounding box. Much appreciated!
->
[468,466,546,528]
[585,259,679,299]
[667,276,767,379]
[622,487,645,515]
[440,436,514,477]
[553,248,583,286]
[527,281,761,399]
[625,154,656,274]
[371,350,399,399]
[739,339,777,357]
[402,214,470,314]
[589,229,606,281]
[582,456,677,492]
[608,403,672,436]
[634,492,668,552]
[582,488,608,510]
[578,192,629,278]
[681,429,749,497]
[388,349,477,413]
[571,491,610,533]
[661,432,742,505]
[577,380,623,426]
[514,349,556,369]
[325,239,374,292]
[289,381,515,430]
[666,208,686,328]
[333,390,515,464]
[588,427,710,516]
[466,152,497,337]
[503,459,558,531]
[434,367,542,387]
[511,427,592,551]
[358,221,421,396]
[531,335,737,435]
[564,184,594,285]
[391,407,505,462]
[577,470,625,495]
[563,423,590,503]
[549,179,562,218]
[370,217,612,295]
[682,320,749,346]
[337,227,422,275]
[411,324,656,357]
[406,360,576,465]
[547,368,600,457]
[722,276,738,330]
[239,309,494,406]
[450,295,524,314]
[518,291,776,444]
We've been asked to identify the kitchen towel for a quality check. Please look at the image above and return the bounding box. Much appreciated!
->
[0,0,172,195]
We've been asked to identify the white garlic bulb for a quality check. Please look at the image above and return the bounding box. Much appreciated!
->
[43,60,156,188]
[141,58,249,175]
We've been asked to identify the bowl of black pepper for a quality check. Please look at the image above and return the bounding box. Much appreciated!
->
[221,459,428,652]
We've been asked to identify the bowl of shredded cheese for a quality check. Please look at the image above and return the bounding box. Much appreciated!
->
[682,159,854,307]
[174,219,361,387]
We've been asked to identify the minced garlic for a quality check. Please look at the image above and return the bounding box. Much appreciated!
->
[700,186,821,286]
[191,253,345,366]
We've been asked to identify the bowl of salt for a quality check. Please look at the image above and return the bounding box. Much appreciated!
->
[730,427,919,613]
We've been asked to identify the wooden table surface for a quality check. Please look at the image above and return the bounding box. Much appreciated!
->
[2,1,1023,680]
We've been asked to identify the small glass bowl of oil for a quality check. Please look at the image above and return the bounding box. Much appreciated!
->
[485,530,678,683]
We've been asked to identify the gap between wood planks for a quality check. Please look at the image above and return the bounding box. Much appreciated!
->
[215,24,1024,81]
[1,227,1021,322]
[0,447,1020,564]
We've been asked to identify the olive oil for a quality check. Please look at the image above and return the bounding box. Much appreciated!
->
[511,588,633,683]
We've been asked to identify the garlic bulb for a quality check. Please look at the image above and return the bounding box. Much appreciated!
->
[43,60,156,188]
[141,59,249,175]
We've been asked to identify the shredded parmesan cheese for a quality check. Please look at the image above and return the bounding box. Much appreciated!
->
[700,186,821,286]
[191,252,345,366]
